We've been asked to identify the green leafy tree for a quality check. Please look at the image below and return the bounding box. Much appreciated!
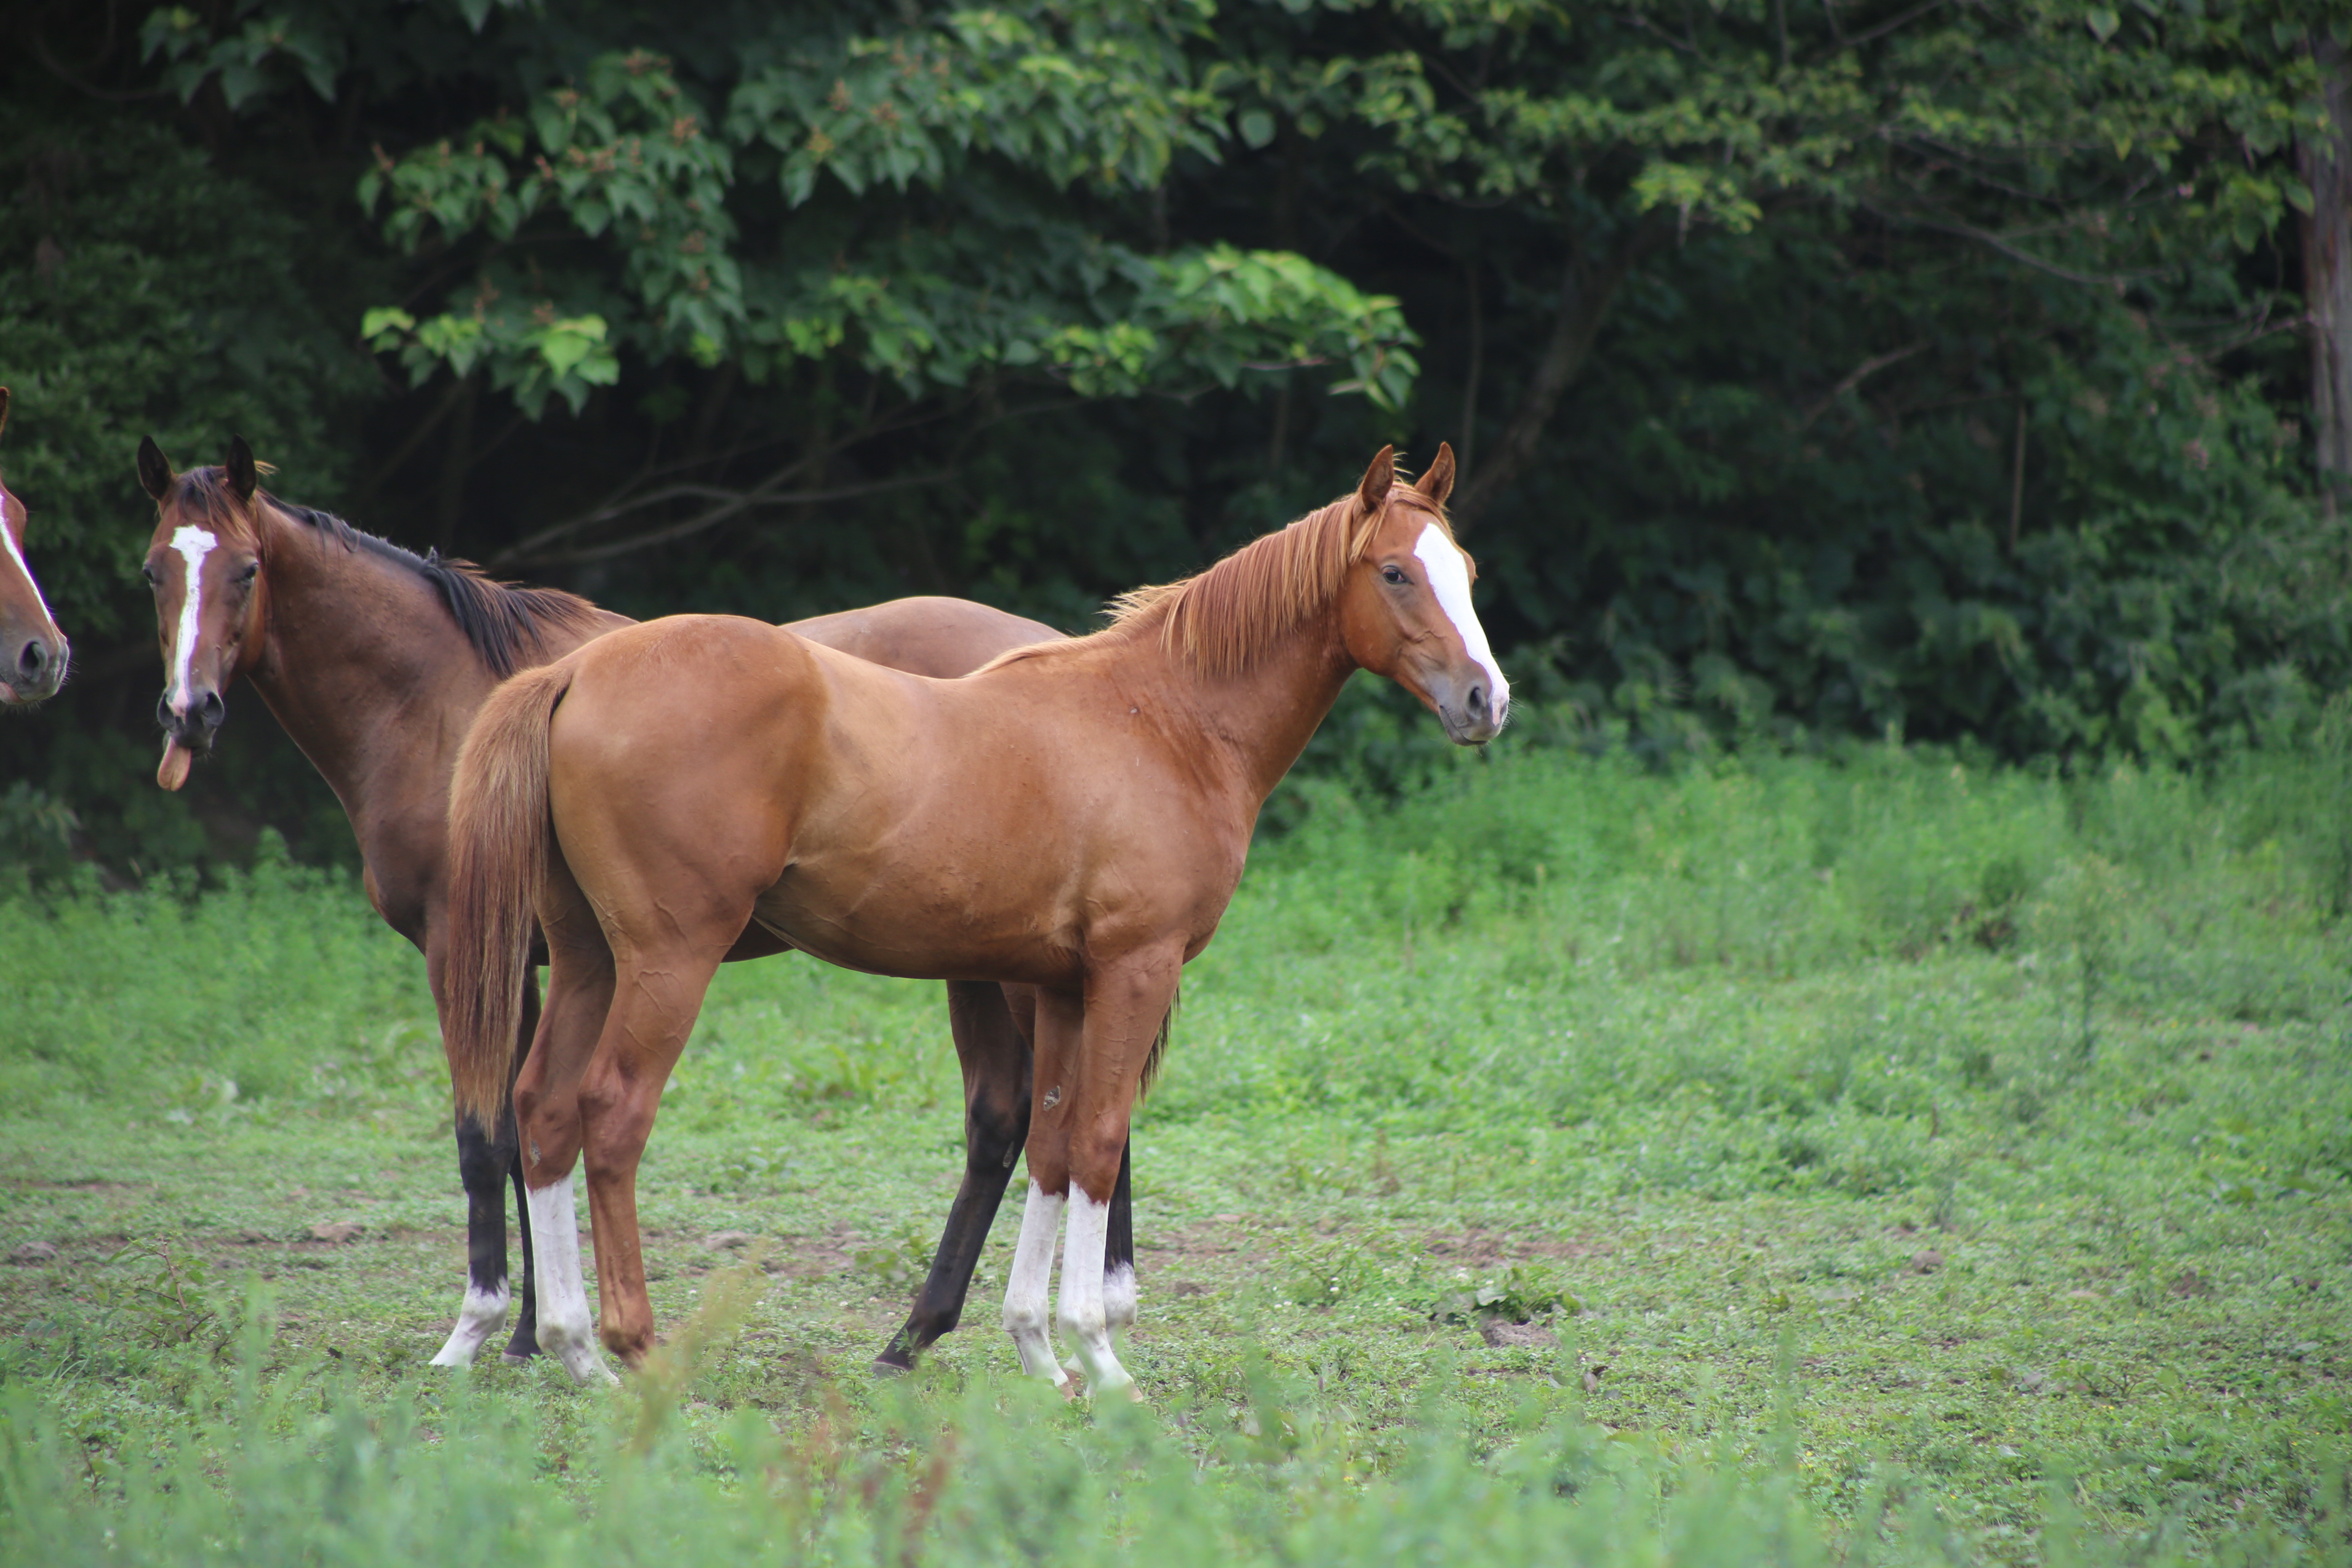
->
[0,0,2344,878]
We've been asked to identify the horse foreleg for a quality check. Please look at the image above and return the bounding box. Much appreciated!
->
[501,970,543,1363]
[1002,984,1080,1392]
[1055,954,1177,1401]
[875,980,1031,1375]
[1105,1141,1136,1343]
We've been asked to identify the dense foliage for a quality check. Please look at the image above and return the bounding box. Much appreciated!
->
[0,0,2344,873]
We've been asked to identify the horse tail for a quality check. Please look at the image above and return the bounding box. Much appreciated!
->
[445,660,575,1129]
[1139,981,1180,1098]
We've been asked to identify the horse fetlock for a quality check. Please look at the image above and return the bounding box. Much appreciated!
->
[599,1321,655,1367]
[1104,1263,1138,1334]
[427,1281,512,1368]
[536,1314,615,1385]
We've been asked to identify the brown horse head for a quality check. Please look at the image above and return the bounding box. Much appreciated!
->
[138,434,270,787]
[0,389,71,706]
[1337,443,1508,743]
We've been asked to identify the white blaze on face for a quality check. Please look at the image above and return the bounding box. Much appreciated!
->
[0,492,56,626]
[166,524,218,714]
[1412,523,1508,713]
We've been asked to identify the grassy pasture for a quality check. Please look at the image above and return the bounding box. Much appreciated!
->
[0,740,2348,1564]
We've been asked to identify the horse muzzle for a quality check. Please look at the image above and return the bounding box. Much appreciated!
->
[1431,673,1506,746]
[158,687,226,751]
[1,625,66,705]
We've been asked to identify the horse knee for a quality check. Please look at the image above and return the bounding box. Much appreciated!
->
[1003,1294,1051,1338]
[965,1093,1027,1172]
[513,1091,581,1177]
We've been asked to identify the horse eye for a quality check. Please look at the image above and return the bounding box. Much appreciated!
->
[140,565,158,587]
[1381,564,1407,585]
[235,562,259,585]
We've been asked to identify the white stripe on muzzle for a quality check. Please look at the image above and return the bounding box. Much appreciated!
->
[167,525,218,714]
[0,495,55,626]
[1412,523,1508,712]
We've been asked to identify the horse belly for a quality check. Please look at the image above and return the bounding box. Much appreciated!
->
[749,856,1074,988]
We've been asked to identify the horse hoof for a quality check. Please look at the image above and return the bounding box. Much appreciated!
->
[870,1356,912,1379]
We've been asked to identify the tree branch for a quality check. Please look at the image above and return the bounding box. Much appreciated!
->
[1452,219,1673,530]
[1864,204,2141,287]
[1795,341,1929,430]
[494,471,952,568]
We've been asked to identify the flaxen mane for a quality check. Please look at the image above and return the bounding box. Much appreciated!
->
[167,466,604,679]
[983,481,1451,680]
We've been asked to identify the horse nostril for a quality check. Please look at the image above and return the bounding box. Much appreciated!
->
[156,693,176,730]
[18,640,48,681]
[1466,685,1488,720]
[198,690,225,729]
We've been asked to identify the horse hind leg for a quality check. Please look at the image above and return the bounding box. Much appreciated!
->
[576,939,731,1369]
[429,1108,514,1367]
[429,940,533,1368]
[512,876,621,1386]
[875,980,1031,1375]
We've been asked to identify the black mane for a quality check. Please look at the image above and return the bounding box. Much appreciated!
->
[172,467,606,679]
[287,503,606,680]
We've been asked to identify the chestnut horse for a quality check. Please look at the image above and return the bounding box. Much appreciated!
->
[134,436,1111,1373]
[0,390,70,704]
[444,444,1507,1392]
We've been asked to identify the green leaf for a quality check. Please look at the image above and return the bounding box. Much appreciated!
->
[1239,108,1276,149]
[2085,8,2119,41]
[359,307,415,341]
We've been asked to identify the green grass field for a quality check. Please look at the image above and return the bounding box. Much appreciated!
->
[2,739,2348,1564]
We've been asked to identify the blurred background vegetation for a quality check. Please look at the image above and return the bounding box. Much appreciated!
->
[0,0,2346,879]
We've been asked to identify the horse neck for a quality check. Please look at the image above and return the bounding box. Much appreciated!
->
[1142,604,1357,809]
[242,507,494,815]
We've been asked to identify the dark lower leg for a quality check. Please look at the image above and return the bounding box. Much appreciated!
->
[428,1109,516,1366]
[875,980,1031,1373]
[876,1097,1030,1370]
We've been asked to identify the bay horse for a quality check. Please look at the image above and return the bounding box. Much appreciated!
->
[0,390,71,704]
[134,435,1115,1374]
[444,444,1507,1392]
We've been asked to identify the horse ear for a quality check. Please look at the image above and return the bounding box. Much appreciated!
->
[1356,445,1396,514]
[226,437,258,503]
[1415,442,1456,507]
[138,437,176,502]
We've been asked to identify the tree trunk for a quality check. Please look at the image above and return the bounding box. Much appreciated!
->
[1452,223,1664,530]
[2304,35,2352,488]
